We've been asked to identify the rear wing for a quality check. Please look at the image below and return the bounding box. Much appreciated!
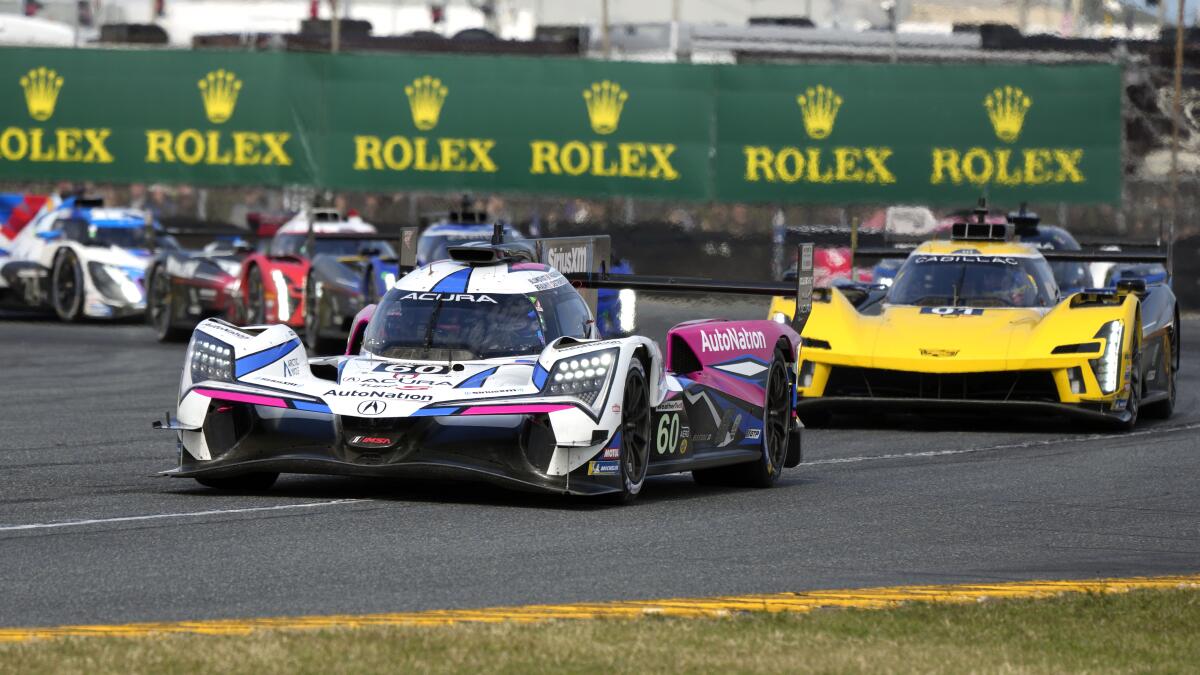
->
[566,243,817,333]
[852,246,1169,265]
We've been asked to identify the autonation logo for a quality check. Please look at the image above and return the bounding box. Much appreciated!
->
[699,328,766,353]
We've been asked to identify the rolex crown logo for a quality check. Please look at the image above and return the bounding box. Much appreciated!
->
[583,80,628,135]
[796,85,842,140]
[20,67,63,122]
[405,75,448,131]
[984,85,1032,143]
[198,69,243,124]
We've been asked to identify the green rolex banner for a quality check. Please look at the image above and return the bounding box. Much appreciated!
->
[0,47,1121,204]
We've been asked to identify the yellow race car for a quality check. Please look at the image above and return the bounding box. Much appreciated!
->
[769,220,1178,429]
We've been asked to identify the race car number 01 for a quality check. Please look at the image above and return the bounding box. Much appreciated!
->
[656,413,681,454]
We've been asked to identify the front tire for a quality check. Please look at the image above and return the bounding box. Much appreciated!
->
[1117,330,1142,431]
[607,357,650,504]
[1143,331,1176,420]
[148,266,188,342]
[195,472,279,491]
[244,266,268,324]
[51,250,84,321]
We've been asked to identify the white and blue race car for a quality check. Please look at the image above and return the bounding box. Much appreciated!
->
[159,239,803,502]
[0,196,172,320]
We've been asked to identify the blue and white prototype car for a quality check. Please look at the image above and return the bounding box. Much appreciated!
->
[159,242,803,502]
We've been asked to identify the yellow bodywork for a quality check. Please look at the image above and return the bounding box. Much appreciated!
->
[769,239,1140,411]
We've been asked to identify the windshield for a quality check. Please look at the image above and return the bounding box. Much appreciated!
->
[59,217,171,249]
[363,284,590,360]
[270,235,395,258]
[888,254,1058,308]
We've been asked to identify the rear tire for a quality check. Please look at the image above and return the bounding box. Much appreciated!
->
[303,274,340,354]
[605,358,650,504]
[693,348,792,488]
[148,266,188,342]
[51,250,83,321]
[195,472,278,491]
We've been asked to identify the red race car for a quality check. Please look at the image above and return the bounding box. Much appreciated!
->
[231,209,394,329]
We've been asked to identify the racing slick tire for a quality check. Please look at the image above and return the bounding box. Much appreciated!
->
[1143,330,1176,420]
[1117,328,1142,432]
[147,266,188,342]
[51,249,84,322]
[244,265,268,325]
[605,357,651,504]
[303,274,341,355]
[694,347,791,488]
[195,472,279,491]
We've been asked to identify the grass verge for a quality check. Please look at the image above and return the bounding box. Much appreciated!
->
[2,587,1199,674]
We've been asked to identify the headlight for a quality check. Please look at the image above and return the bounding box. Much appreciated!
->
[189,333,234,383]
[544,349,618,406]
[271,269,291,322]
[88,262,143,304]
[617,289,636,333]
[381,271,398,291]
[772,311,789,324]
[1091,320,1124,395]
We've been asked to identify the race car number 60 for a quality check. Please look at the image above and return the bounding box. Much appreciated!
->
[656,413,681,454]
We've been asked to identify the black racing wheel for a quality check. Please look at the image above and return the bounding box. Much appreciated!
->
[244,266,267,324]
[51,249,84,321]
[148,265,187,342]
[303,274,341,354]
[607,357,650,504]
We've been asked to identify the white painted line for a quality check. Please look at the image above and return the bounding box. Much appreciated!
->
[806,421,1200,466]
[0,499,370,533]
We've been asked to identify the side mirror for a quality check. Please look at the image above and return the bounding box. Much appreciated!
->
[36,230,62,241]
[345,304,376,355]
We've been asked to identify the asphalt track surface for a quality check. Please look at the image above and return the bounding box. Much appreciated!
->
[1,299,1198,628]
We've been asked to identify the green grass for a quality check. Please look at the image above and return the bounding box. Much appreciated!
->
[2,588,1199,674]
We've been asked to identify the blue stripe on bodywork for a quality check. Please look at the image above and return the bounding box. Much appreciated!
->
[293,400,331,413]
[235,338,302,378]
[337,359,348,383]
[532,362,549,389]
[411,406,461,417]
[431,267,471,293]
[457,367,497,388]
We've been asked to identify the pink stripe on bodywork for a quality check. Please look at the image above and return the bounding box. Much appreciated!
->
[194,388,288,408]
[460,403,573,415]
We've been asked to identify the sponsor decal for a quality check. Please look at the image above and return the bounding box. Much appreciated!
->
[528,271,569,290]
[357,400,386,416]
[530,80,679,182]
[146,69,292,168]
[325,389,433,402]
[743,84,895,186]
[679,438,688,454]
[199,323,249,340]
[545,246,588,275]
[699,327,767,353]
[611,404,621,414]
[373,363,452,375]
[344,377,451,388]
[353,75,497,176]
[680,425,690,438]
[556,339,622,352]
[3,67,114,165]
[930,86,1084,188]
[399,292,496,303]
[350,435,391,446]
[692,433,712,443]
[919,348,960,357]
[587,460,620,475]
[919,307,985,316]
[914,255,1019,266]
[602,447,620,460]
[746,428,761,440]
[464,388,524,396]
[655,399,683,413]
[282,357,300,377]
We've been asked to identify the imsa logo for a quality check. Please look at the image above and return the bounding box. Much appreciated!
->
[145,69,293,167]
[529,80,679,181]
[0,67,114,164]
